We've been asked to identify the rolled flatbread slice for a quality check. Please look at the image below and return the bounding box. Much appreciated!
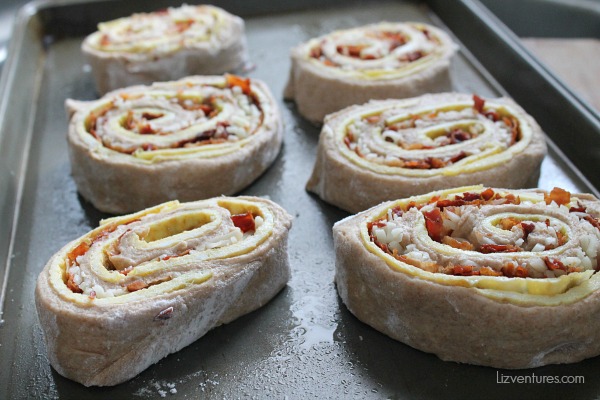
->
[83,4,248,94]
[284,21,457,123]
[36,196,292,386]
[67,74,283,214]
[334,186,600,368]
[307,93,547,213]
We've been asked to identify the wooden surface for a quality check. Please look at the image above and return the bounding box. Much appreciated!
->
[522,38,600,112]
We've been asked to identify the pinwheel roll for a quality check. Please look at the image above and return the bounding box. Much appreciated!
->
[307,93,546,213]
[67,75,282,214]
[83,4,248,94]
[284,21,457,123]
[334,186,600,368]
[35,196,292,386]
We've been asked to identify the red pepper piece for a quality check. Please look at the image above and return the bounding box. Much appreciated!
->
[544,187,571,206]
[423,208,444,242]
[479,244,521,253]
[231,212,256,233]
[226,74,252,96]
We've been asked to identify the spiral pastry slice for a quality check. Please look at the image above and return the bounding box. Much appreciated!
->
[284,21,457,123]
[307,93,546,213]
[82,4,248,94]
[334,186,600,368]
[66,74,282,214]
[35,196,292,386]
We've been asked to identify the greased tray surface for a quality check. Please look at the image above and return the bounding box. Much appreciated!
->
[0,0,599,399]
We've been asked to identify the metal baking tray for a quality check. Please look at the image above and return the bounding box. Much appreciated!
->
[1,0,600,398]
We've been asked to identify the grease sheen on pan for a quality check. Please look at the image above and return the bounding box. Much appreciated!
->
[83,4,248,94]
[334,186,600,369]
[67,75,282,214]
[284,21,457,123]
[307,93,546,213]
[35,196,292,386]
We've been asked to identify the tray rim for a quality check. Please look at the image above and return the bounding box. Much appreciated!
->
[1,0,600,397]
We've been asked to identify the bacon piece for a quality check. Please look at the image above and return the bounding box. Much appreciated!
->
[544,187,571,206]
[310,47,322,58]
[337,44,365,58]
[403,159,431,169]
[483,110,500,122]
[556,231,567,247]
[175,20,193,33]
[139,124,155,135]
[401,51,424,62]
[449,265,475,276]
[67,242,90,267]
[544,257,567,272]
[503,194,521,205]
[119,266,134,276]
[343,136,351,147]
[379,31,407,50]
[231,212,256,233]
[480,267,503,276]
[395,254,438,273]
[226,74,252,96]
[142,112,162,121]
[423,208,444,242]
[446,129,472,144]
[66,273,83,293]
[442,236,474,251]
[364,115,381,124]
[481,188,495,201]
[501,263,529,278]
[584,215,600,231]
[503,116,520,145]
[161,249,191,261]
[199,104,214,115]
[390,206,403,218]
[367,220,386,233]
[436,199,465,209]
[520,222,535,241]
[498,217,520,231]
[100,34,111,46]
[404,143,430,150]
[479,244,521,253]
[448,151,468,164]
[126,280,148,292]
[405,201,419,211]
[460,192,481,202]
[473,94,485,113]
[428,157,446,169]
[569,202,586,213]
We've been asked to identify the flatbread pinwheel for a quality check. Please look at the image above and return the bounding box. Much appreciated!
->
[334,186,600,368]
[35,196,292,386]
[307,93,546,213]
[284,21,457,123]
[83,4,248,94]
[66,74,282,214]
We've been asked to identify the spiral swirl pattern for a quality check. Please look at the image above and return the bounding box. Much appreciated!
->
[85,5,231,56]
[36,196,292,386]
[334,186,600,368]
[308,22,450,79]
[364,186,600,303]
[307,93,546,213]
[82,5,248,93]
[67,75,282,213]
[284,22,457,122]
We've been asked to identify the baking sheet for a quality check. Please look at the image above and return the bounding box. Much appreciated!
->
[1,0,599,399]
